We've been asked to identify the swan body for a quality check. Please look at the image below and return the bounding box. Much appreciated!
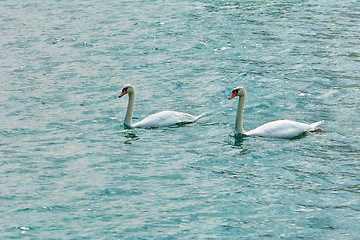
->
[119,84,205,128]
[245,119,324,138]
[130,110,206,128]
[229,87,324,139]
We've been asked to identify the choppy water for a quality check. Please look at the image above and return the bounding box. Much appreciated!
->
[1,0,359,239]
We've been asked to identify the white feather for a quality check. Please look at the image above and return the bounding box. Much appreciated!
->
[230,87,324,139]
[119,85,205,128]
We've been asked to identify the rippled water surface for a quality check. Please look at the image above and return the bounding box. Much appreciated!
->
[1,0,359,239]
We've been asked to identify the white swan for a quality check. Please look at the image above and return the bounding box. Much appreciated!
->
[119,84,206,128]
[229,87,324,138]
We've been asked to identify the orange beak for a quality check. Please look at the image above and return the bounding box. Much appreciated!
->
[229,91,237,99]
[119,89,127,98]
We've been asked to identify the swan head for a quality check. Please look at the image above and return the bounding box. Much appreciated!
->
[119,84,135,98]
[229,87,246,99]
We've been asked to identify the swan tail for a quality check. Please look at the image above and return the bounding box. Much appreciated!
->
[309,120,324,130]
[194,112,207,121]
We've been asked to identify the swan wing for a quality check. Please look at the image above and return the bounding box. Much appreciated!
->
[132,111,203,128]
[246,120,319,139]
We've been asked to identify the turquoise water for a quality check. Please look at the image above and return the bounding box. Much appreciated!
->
[1,0,359,239]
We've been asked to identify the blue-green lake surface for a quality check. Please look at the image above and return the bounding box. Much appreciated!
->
[1,0,359,239]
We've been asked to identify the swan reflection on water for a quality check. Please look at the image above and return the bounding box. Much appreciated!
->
[231,130,319,147]
[233,133,247,147]
[123,131,140,145]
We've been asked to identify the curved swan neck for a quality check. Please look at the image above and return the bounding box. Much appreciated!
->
[235,95,246,134]
[124,92,135,127]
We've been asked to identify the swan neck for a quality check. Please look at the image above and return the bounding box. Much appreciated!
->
[124,92,134,127]
[235,95,245,134]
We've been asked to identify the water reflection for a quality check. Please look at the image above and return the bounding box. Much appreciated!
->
[233,133,247,147]
[123,131,139,144]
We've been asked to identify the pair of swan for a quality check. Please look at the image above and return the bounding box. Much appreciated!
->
[119,84,324,139]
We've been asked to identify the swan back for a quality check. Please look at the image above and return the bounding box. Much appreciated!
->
[246,120,324,138]
[132,111,204,128]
